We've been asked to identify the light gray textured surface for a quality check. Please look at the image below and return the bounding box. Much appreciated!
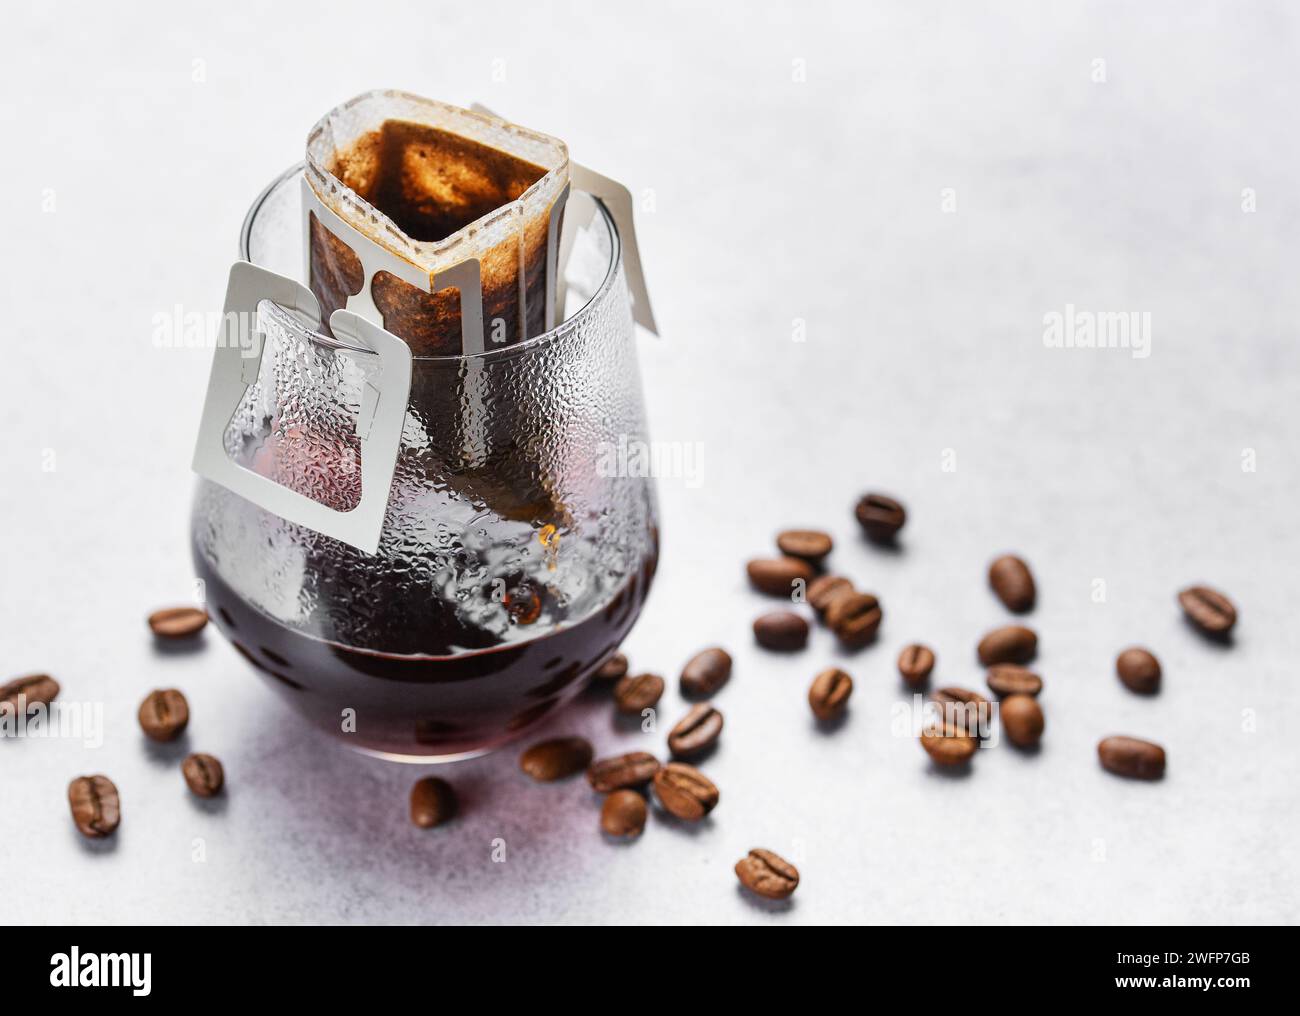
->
[2,0,1297,925]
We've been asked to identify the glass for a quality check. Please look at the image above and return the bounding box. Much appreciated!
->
[191,165,659,761]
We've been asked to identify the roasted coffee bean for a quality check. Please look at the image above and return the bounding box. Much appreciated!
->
[807,575,854,615]
[147,606,208,639]
[808,667,853,721]
[0,673,60,712]
[668,703,724,757]
[920,728,977,767]
[735,848,800,900]
[932,687,992,739]
[409,776,456,827]
[1000,694,1044,748]
[601,789,647,838]
[182,753,225,798]
[68,775,120,838]
[587,751,661,792]
[776,529,833,565]
[988,554,1036,613]
[1178,585,1237,636]
[138,688,190,742]
[977,625,1037,665]
[653,762,719,820]
[746,556,815,597]
[680,647,732,698]
[897,644,935,687]
[593,651,629,683]
[854,493,906,542]
[986,664,1043,698]
[753,611,809,651]
[1097,736,1166,780]
[1116,647,1161,695]
[519,736,593,781]
[826,592,882,648]
[613,672,665,714]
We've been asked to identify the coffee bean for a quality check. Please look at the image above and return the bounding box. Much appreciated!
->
[409,776,456,827]
[986,664,1043,697]
[977,625,1037,665]
[735,848,800,900]
[147,606,208,639]
[854,493,906,542]
[753,611,809,651]
[1178,585,1236,636]
[138,688,189,742]
[807,575,854,615]
[182,753,225,797]
[587,751,661,792]
[1116,648,1161,695]
[1000,694,1044,748]
[680,647,732,698]
[826,592,882,648]
[1097,736,1166,780]
[0,673,60,712]
[808,667,853,721]
[519,736,593,781]
[747,556,815,597]
[988,554,1036,613]
[932,687,992,739]
[776,529,833,565]
[601,789,647,838]
[668,703,724,757]
[593,651,629,683]
[613,672,665,714]
[68,775,120,838]
[920,728,977,767]
[897,644,935,687]
[653,762,719,821]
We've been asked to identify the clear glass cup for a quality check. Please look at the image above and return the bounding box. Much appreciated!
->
[191,165,659,761]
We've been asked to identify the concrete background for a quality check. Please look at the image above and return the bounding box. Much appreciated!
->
[1,0,1297,924]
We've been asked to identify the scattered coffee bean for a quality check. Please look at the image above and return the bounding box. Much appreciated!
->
[613,672,665,714]
[587,751,661,792]
[920,728,977,767]
[138,688,190,742]
[680,647,732,698]
[668,703,724,757]
[808,667,853,721]
[0,673,60,712]
[747,556,815,597]
[1000,694,1044,748]
[601,789,647,838]
[68,775,120,838]
[147,606,209,639]
[519,736,594,781]
[988,554,1036,613]
[826,592,882,648]
[653,762,719,820]
[776,529,833,565]
[735,848,800,900]
[932,687,992,739]
[1097,736,1166,780]
[182,753,225,797]
[753,611,809,651]
[409,776,456,827]
[1178,585,1236,636]
[593,651,629,683]
[986,664,1043,698]
[854,493,906,542]
[1116,647,1161,695]
[807,574,854,615]
[897,644,935,687]
[977,625,1037,665]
